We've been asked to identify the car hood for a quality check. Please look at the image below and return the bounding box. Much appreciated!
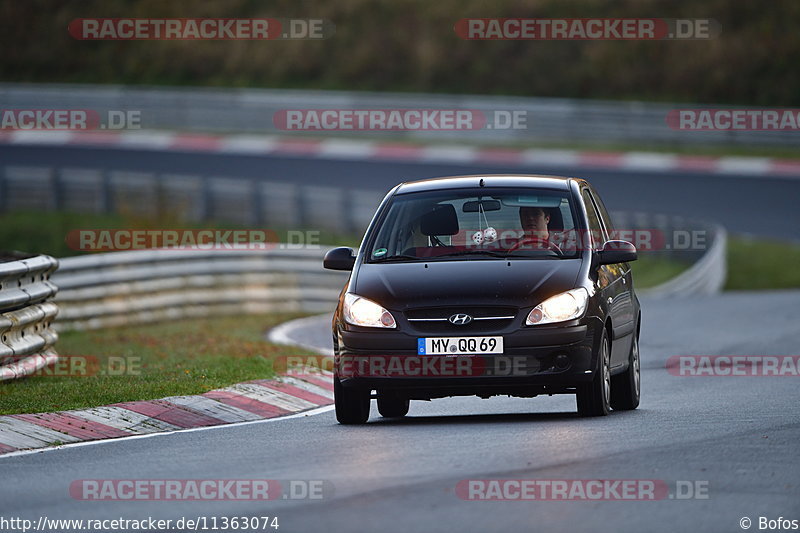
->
[353,259,582,310]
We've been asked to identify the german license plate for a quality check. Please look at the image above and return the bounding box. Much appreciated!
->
[418,336,503,355]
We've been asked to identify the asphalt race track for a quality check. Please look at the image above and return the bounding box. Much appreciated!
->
[1,144,798,532]
[1,144,799,240]
[1,291,799,532]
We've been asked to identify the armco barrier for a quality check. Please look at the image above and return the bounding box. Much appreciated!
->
[0,253,60,380]
[52,248,349,331]
[51,214,726,331]
[612,212,728,297]
[640,224,727,297]
[1,83,797,148]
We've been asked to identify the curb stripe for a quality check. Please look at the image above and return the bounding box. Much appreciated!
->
[1,130,798,177]
[0,442,16,453]
[225,383,317,411]
[0,417,81,449]
[421,145,476,163]
[272,138,323,155]
[372,143,424,159]
[476,148,525,165]
[254,381,332,405]
[203,390,291,418]
[11,413,130,439]
[579,151,625,167]
[170,134,223,151]
[69,406,181,434]
[114,400,226,428]
[771,160,800,175]
[274,375,334,398]
[162,395,263,423]
[286,372,334,392]
[675,155,718,171]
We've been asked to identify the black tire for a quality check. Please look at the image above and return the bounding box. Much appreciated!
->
[576,327,611,417]
[377,392,410,418]
[334,376,370,424]
[610,329,641,411]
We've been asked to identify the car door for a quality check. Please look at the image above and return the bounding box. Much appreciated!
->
[581,188,633,369]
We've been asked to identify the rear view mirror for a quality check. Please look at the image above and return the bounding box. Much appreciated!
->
[323,247,356,271]
[463,200,501,212]
[501,195,563,208]
[597,240,637,265]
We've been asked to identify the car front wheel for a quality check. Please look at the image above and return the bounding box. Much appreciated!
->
[576,327,611,417]
[334,377,370,424]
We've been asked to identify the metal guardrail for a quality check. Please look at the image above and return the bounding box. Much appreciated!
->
[640,224,728,297]
[1,83,797,147]
[0,253,60,381]
[51,212,726,331]
[53,248,349,330]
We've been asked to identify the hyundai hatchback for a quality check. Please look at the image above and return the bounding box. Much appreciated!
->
[323,175,641,424]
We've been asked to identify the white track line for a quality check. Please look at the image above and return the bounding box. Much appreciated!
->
[0,405,335,460]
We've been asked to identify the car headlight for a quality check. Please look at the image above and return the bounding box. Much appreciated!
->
[344,293,397,328]
[526,288,589,325]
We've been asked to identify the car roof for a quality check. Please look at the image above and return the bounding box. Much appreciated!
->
[394,174,586,195]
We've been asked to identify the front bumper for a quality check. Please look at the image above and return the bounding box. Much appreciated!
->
[335,319,602,398]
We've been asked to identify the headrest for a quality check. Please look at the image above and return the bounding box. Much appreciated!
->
[548,207,564,231]
[421,204,459,236]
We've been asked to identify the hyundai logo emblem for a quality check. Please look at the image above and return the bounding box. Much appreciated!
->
[448,313,473,325]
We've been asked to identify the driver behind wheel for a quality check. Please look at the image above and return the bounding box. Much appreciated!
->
[514,206,562,252]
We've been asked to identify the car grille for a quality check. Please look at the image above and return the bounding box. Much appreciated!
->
[404,306,518,333]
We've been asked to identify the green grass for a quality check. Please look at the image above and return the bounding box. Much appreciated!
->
[0,314,312,415]
[725,237,800,290]
[631,255,691,289]
[0,210,360,258]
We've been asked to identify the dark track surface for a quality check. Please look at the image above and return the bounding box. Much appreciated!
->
[2,144,799,240]
[2,291,799,533]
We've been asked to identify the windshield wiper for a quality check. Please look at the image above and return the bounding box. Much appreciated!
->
[373,254,423,262]
[431,249,514,258]
[434,249,569,259]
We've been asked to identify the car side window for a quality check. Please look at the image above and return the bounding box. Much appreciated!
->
[588,187,614,232]
[581,190,606,251]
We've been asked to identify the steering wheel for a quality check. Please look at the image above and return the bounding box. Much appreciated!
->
[508,236,562,254]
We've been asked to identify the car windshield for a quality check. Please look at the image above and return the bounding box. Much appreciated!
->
[366,187,581,262]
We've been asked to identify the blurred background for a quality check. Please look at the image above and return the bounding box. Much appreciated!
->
[1,0,799,290]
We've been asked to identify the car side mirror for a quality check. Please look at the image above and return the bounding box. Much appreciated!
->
[323,247,356,271]
[597,240,637,265]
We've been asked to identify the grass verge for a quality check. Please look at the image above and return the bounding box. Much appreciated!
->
[725,238,800,290]
[0,314,311,415]
[0,210,359,258]
[631,255,690,289]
